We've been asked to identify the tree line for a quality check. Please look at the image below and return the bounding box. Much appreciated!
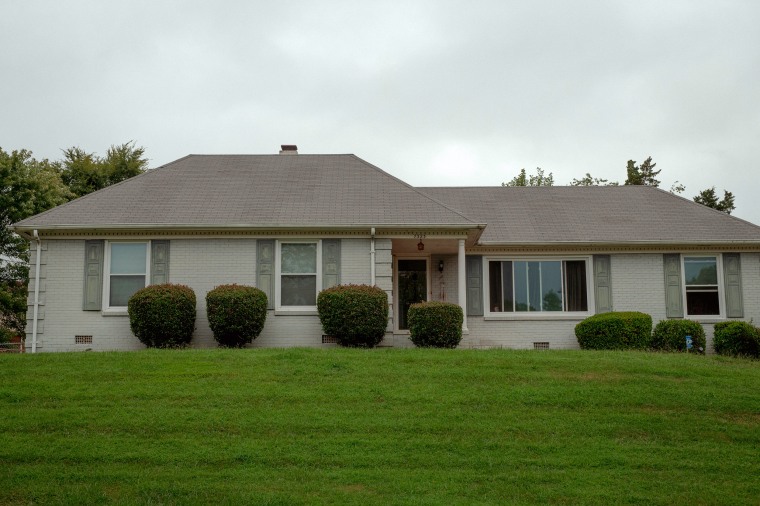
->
[0,142,148,336]
[503,156,736,215]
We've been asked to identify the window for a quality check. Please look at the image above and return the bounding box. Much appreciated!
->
[683,256,720,316]
[276,240,321,309]
[487,258,589,314]
[104,242,150,309]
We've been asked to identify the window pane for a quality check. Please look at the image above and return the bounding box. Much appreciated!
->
[502,262,514,312]
[281,275,317,306]
[564,261,588,312]
[686,290,720,315]
[514,261,529,311]
[684,257,717,286]
[281,243,317,273]
[110,275,146,306]
[110,243,147,274]
[540,261,563,311]
[489,261,504,312]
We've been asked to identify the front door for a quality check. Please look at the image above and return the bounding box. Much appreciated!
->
[397,259,428,330]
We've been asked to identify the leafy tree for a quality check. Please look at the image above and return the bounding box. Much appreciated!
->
[570,173,618,186]
[693,187,735,214]
[503,167,554,187]
[0,148,71,333]
[624,157,660,187]
[60,141,148,198]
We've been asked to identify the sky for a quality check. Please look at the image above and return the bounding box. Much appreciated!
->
[2,1,759,222]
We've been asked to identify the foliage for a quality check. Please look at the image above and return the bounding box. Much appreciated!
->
[128,284,196,348]
[713,321,760,358]
[1,349,759,504]
[575,311,652,350]
[569,173,618,186]
[206,284,268,348]
[502,167,554,187]
[624,156,660,186]
[693,187,736,214]
[651,319,706,353]
[317,284,388,347]
[60,141,148,198]
[0,326,13,343]
[407,301,463,348]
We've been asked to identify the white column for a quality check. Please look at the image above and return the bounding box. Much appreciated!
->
[458,239,468,332]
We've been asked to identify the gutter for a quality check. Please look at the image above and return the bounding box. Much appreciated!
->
[31,230,41,354]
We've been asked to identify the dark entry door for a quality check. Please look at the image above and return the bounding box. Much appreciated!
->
[398,259,428,330]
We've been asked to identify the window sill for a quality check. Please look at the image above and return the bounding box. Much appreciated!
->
[101,309,129,317]
[483,313,590,321]
[274,309,318,316]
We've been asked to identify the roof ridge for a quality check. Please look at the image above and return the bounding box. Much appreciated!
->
[348,155,482,225]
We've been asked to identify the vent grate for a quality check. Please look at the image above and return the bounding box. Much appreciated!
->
[533,342,550,350]
[322,335,338,344]
[75,335,93,344]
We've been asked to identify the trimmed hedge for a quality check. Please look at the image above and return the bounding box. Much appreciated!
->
[317,284,388,348]
[651,319,706,354]
[575,311,652,350]
[128,284,196,348]
[206,284,267,348]
[408,301,463,349]
[713,321,760,358]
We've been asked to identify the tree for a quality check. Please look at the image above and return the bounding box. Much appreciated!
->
[503,167,554,187]
[624,157,660,187]
[60,141,148,198]
[0,148,71,334]
[693,187,735,214]
[569,173,618,186]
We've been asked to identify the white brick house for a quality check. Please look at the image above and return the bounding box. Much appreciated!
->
[13,146,760,352]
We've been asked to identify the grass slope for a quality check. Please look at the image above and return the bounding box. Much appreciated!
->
[1,349,758,505]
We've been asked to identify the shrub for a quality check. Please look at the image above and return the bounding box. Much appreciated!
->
[713,321,760,358]
[575,311,652,350]
[317,284,388,348]
[408,301,463,348]
[206,284,267,348]
[0,326,13,344]
[128,284,196,348]
[651,319,706,354]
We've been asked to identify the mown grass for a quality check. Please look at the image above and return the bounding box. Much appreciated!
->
[0,348,758,505]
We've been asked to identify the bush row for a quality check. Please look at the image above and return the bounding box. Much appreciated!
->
[575,311,759,358]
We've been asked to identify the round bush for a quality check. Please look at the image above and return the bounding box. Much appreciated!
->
[206,284,267,348]
[128,284,196,348]
[317,284,388,348]
[408,301,463,348]
[713,321,760,358]
[651,319,706,354]
[575,311,652,350]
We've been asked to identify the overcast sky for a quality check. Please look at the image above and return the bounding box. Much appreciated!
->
[2,1,759,222]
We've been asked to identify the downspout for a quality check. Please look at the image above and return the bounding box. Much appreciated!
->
[31,230,41,353]
[370,227,376,286]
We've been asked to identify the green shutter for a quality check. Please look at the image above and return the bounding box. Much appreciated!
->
[593,255,612,313]
[257,239,275,310]
[83,240,104,310]
[322,239,341,289]
[723,253,743,318]
[150,240,170,285]
[466,256,483,316]
[663,254,684,318]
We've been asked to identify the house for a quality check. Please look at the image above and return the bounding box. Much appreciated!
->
[12,146,760,352]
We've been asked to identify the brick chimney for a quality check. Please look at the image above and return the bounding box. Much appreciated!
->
[279,144,298,154]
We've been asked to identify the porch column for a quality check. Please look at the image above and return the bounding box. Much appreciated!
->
[458,239,468,332]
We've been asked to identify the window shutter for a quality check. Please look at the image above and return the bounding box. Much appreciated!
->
[150,240,170,285]
[593,255,612,313]
[723,253,743,318]
[466,256,483,316]
[663,254,684,318]
[322,239,341,289]
[257,239,275,310]
[83,240,104,311]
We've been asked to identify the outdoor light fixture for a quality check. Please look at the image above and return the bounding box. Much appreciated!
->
[438,260,444,272]
[417,240,424,251]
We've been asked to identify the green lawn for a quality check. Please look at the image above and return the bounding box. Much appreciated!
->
[1,348,758,505]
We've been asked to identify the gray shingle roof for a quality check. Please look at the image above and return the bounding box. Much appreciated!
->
[14,154,477,229]
[420,186,760,245]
